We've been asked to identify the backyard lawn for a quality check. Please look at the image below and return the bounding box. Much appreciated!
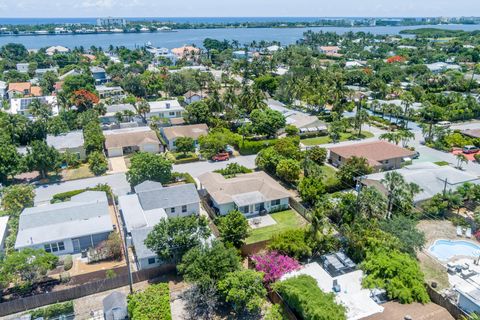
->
[62,164,95,181]
[246,209,307,244]
[301,131,374,146]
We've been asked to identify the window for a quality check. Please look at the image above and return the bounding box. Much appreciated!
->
[240,206,249,214]
[255,203,261,212]
[170,207,176,214]
[271,199,281,206]
[182,205,187,213]
[44,241,65,253]
[148,258,156,265]
[169,111,175,116]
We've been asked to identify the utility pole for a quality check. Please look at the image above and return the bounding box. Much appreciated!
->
[122,219,134,294]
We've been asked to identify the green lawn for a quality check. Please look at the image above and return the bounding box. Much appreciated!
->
[62,164,95,181]
[301,131,374,146]
[319,165,339,187]
[246,209,307,244]
[434,161,450,167]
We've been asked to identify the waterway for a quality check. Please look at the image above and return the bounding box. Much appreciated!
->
[0,24,479,49]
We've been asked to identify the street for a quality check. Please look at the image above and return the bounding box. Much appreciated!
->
[172,154,257,177]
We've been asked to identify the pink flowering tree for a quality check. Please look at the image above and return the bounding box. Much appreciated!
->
[251,251,301,284]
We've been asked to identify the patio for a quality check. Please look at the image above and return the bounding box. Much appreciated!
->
[247,215,277,229]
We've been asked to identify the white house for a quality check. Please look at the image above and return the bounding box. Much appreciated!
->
[118,181,200,269]
[198,171,291,216]
[161,123,208,151]
[15,191,114,256]
[104,127,162,157]
[46,45,70,56]
[0,81,7,99]
[8,96,59,117]
[147,100,185,119]
[16,63,30,73]
[0,216,9,252]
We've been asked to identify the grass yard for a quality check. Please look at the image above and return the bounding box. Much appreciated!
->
[246,209,307,244]
[434,161,450,166]
[62,164,94,181]
[417,251,450,291]
[301,131,374,146]
[319,165,338,186]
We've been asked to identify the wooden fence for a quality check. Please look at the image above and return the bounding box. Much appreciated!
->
[0,264,176,317]
[268,290,298,320]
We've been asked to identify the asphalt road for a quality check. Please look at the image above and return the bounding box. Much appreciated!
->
[172,154,257,178]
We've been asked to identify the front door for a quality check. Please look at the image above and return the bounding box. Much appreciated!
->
[72,239,81,253]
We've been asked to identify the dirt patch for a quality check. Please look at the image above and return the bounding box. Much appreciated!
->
[417,251,450,291]
[417,219,457,246]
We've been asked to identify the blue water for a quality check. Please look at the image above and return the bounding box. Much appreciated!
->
[429,239,480,262]
[0,24,479,49]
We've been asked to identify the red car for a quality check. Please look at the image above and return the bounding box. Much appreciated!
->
[212,152,230,162]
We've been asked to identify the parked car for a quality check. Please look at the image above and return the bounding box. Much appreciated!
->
[436,121,452,128]
[212,152,230,161]
[463,145,479,154]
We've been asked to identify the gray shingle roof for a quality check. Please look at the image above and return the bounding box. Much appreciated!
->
[46,130,84,149]
[134,181,163,193]
[131,227,156,260]
[15,191,113,248]
[137,183,199,211]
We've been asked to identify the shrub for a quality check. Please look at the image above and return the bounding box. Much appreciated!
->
[88,151,108,176]
[268,229,312,260]
[29,301,74,320]
[273,275,346,320]
[285,124,299,137]
[251,251,300,283]
[475,154,480,163]
[306,146,327,165]
[63,255,73,271]
[361,249,430,304]
[276,159,301,183]
[106,269,117,279]
[128,283,171,320]
[214,163,253,178]
[239,139,276,155]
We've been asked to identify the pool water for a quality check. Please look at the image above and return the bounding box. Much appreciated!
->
[429,239,480,262]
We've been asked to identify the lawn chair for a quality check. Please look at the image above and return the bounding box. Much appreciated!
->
[457,225,463,237]
[466,228,472,238]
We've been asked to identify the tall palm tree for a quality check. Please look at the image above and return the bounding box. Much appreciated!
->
[456,153,468,170]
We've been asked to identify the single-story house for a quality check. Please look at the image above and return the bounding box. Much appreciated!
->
[104,127,162,157]
[362,162,480,204]
[426,62,461,73]
[46,130,86,160]
[15,191,114,255]
[0,216,9,252]
[267,99,327,133]
[118,181,200,269]
[461,129,480,139]
[318,46,343,57]
[46,45,70,56]
[183,91,206,104]
[161,123,208,151]
[171,45,200,58]
[8,95,59,117]
[328,140,415,171]
[198,171,290,216]
[16,63,29,73]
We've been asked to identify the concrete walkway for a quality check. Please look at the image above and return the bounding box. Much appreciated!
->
[108,157,128,173]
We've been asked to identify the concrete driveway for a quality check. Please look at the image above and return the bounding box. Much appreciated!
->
[109,156,128,173]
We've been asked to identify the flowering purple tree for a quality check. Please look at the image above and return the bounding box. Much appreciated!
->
[251,251,301,283]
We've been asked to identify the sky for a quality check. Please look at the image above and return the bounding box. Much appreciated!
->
[0,0,479,18]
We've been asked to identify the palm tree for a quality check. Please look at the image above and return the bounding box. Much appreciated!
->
[456,153,468,170]
[401,92,415,129]
[379,132,401,145]
[381,171,421,219]
[398,129,415,147]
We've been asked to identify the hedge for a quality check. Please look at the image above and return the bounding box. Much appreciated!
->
[127,283,171,320]
[273,275,346,320]
[239,139,276,155]
[28,301,74,319]
[51,184,112,203]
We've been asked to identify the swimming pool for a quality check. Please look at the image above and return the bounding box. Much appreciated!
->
[428,239,480,262]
